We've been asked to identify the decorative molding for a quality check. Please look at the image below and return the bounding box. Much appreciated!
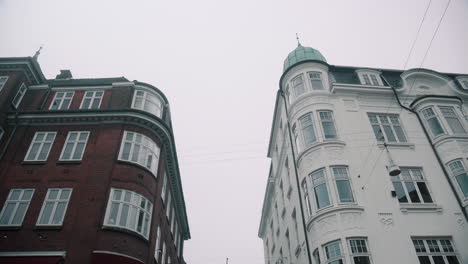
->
[0,251,66,257]
[378,212,394,229]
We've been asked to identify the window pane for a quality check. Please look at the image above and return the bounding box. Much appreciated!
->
[428,117,444,136]
[455,173,468,197]
[119,204,129,227]
[60,190,71,200]
[432,256,445,264]
[382,125,396,142]
[72,143,85,160]
[322,122,337,139]
[336,180,354,202]
[353,256,371,264]
[393,125,407,142]
[392,182,408,202]
[314,184,331,208]
[22,190,33,200]
[371,125,384,141]
[52,202,66,224]
[26,143,40,160]
[405,182,421,203]
[48,190,59,199]
[0,204,15,224]
[38,143,52,160]
[108,202,119,225]
[39,202,54,224]
[10,190,22,200]
[62,143,74,160]
[417,182,433,203]
[11,203,27,225]
[446,256,460,264]
[417,256,431,264]
[311,79,324,90]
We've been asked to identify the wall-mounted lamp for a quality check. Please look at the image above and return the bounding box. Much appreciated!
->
[384,143,401,176]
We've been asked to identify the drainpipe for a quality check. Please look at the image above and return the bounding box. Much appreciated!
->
[279,90,313,264]
[381,76,468,221]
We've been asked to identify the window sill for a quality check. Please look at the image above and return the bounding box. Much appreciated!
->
[56,160,82,165]
[377,142,415,150]
[307,204,364,230]
[0,226,21,231]
[33,225,63,230]
[116,160,157,180]
[399,203,443,213]
[101,225,149,243]
[21,161,47,165]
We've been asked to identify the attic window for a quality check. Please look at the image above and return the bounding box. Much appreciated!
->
[357,71,383,86]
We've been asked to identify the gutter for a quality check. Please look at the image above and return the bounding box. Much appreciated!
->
[381,75,468,221]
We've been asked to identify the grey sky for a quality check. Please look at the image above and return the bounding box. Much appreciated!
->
[1,0,468,263]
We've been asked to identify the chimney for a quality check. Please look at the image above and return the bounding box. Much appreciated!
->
[56,70,73,79]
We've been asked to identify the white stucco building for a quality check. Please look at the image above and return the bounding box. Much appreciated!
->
[258,43,468,264]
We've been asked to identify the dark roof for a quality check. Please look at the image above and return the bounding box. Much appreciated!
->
[47,77,129,87]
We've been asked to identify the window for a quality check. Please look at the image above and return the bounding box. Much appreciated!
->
[104,188,153,238]
[80,91,103,109]
[319,111,337,139]
[299,113,317,147]
[50,92,74,110]
[332,167,354,203]
[391,167,433,204]
[0,189,34,226]
[37,188,72,226]
[118,131,161,175]
[313,248,321,264]
[439,107,466,134]
[348,238,372,264]
[0,76,8,92]
[132,89,163,118]
[447,160,468,198]
[359,73,382,86]
[162,173,168,203]
[412,238,460,264]
[292,75,306,98]
[12,83,27,108]
[368,114,407,142]
[308,72,324,90]
[302,179,312,217]
[324,240,344,264]
[24,132,56,161]
[421,107,445,137]
[166,193,171,219]
[0,126,4,142]
[311,169,331,209]
[59,131,90,161]
[155,226,161,260]
[161,242,167,264]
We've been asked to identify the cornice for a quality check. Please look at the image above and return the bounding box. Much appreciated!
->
[6,109,191,239]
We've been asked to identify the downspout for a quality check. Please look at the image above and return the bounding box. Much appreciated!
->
[382,76,468,221]
[279,90,313,264]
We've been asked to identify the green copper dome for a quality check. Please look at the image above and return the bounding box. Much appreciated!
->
[283,44,327,72]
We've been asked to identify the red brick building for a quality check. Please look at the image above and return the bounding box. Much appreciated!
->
[0,57,190,264]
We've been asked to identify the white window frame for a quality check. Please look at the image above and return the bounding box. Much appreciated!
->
[131,88,164,118]
[310,168,332,210]
[447,159,468,199]
[357,70,383,86]
[162,172,168,204]
[12,83,27,108]
[24,132,56,161]
[118,131,161,175]
[391,167,434,204]
[80,91,104,109]
[298,113,317,149]
[36,188,72,226]
[291,74,306,99]
[49,91,74,110]
[421,107,446,137]
[103,188,153,239]
[331,166,355,203]
[439,106,466,134]
[0,189,34,226]
[0,76,8,92]
[59,131,90,161]
[318,110,338,140]
[368,113,408,143]
[155,226,161,261]
[348,238,372,264]
[308,71,325,90]
[301,179,312,217]
[323,240,344,264]
[412,237,460,264]
[161,242,167,264]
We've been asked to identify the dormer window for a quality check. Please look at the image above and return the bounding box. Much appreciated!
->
[357,70,384,86]
[308,72,324,90]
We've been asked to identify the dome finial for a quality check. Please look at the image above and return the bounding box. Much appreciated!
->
[296,33,301,46]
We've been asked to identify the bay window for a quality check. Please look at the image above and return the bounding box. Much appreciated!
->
[421,107,445,137]
[324,240,344,264]
[299,113,317,147]
[348,238,372,264]
[132,89,163,118]
[291,75,306,98]
[118,131,160,175]
[104,188,153,239]
[308,71,324,90]
[319,111,337,139]
[332,167,354,203]
[440,107,466,134]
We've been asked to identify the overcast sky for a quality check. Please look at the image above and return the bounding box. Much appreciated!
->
[1,0,468,263]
